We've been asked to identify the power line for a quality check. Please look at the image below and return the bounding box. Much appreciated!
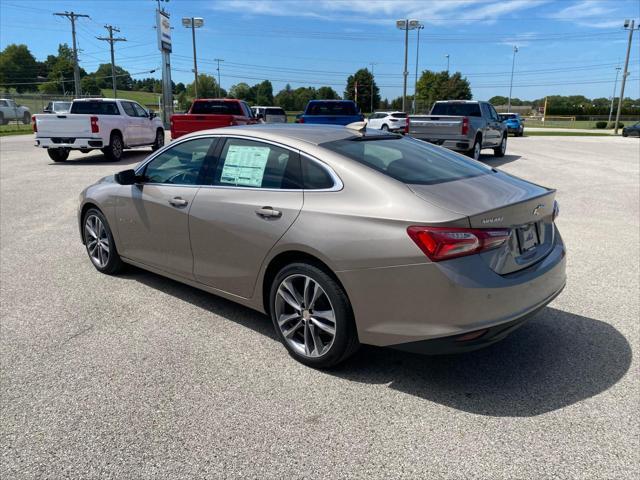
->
[97,25,127,98]
[53,11,90,96]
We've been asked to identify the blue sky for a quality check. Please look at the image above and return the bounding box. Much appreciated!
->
[1,0,639,101]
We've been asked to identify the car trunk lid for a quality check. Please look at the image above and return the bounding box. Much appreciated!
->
[409,171,557,274]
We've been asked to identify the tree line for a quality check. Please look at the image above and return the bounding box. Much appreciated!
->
[489,94,639,116]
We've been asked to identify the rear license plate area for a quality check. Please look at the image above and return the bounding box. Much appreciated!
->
[517,223,539,253]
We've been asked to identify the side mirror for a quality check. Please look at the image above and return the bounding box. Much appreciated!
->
[115,169,141,185]
[148,109,156,119]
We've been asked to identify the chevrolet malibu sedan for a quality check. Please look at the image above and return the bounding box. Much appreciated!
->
[79,124,566,368]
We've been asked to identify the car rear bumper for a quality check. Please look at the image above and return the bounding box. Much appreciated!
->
[410,135,470,151]
[337,228,566,348]
[36,137,103,149]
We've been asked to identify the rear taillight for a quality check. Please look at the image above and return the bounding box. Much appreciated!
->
[298,117,304,123]
[32,115,37,133]
[407,226,511,261]
[404,117,410,134]
[461,116,469,136]
[90,116,99,133]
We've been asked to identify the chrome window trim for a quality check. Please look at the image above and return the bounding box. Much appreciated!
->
[135,133,343,192]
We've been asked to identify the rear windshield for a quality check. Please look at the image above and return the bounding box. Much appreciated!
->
[54,102,71,111]
[321,136,491,185]
[307,101,357,116]
[266,108,285,115]
[391,112,407,118]
[71,101,119,115]
[499,114,518,120]
[431,103,481,117]
[191,101,242,115]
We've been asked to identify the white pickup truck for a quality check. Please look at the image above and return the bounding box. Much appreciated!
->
[34,98,164,162]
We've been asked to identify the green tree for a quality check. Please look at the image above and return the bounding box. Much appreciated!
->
[317,86,340,100]
[254,80,274,105]
[0,44,39,92]
[344,68,379,113]
[415,71,472,112]
[174,82,186,94]
[229,82,253,101]
[186,74,226,98]
[93,64,133,91]
[274,83,296,111]
[293,87,317,111]
[80,75,101,95]
[489,95,508,106]
[40,44,85,95]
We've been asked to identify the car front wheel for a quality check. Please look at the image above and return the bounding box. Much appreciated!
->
[82,208,124,275]
[269,263,359,368]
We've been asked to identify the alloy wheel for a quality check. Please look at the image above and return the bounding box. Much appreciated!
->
[274,274,336,358]
[85,214,110,268]
[474,141,481,160]
[156,131,164,148]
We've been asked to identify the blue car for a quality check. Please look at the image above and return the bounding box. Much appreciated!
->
[499,113,524,137]
[299,100,364,126]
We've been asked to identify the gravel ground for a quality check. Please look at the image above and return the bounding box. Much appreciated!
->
[1,134,638,479]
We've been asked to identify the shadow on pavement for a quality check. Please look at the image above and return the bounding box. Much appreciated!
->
[482,154,521,167]
[49,149,150,167]
[123,268,631,417]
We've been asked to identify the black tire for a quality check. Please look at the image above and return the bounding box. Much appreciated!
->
[47,148,69,162]
[381,124,389,131]
[0,113,4,125]
[622,131,628,137]
[82,208,125,275]
[493,134,507,157]
[467,135,482,161]
[151,128,165,151]
[269,263,359,368]
[102,132,123,161]
[22,112,31,124]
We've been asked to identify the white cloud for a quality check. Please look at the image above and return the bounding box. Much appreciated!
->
[209,0,547,25]
[549,0,627,29]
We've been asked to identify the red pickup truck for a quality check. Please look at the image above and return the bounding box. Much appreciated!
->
[170,99,258,139]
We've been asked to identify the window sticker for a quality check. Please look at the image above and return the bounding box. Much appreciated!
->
[220,145,270,187]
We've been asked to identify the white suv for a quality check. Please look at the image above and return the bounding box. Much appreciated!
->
[367,111,407,132]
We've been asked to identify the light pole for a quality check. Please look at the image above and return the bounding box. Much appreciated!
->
[445,54,450,73]
[396,19,420,112]
[608,66,622,126]
[182,17,203,99]
[214,58,224,97]
[413,23,424,114]
[507,45,518,113]
[369,62,377,113]
[614,19,637,134]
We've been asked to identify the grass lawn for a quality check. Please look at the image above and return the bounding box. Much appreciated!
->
[101,89,161,108]
[0,123,32,136]
[524,131,614,137]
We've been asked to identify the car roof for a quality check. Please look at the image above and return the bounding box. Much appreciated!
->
[180,123,396,146]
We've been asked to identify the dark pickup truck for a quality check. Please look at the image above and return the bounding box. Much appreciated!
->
[170,99,257,139]
[298,100,364,125]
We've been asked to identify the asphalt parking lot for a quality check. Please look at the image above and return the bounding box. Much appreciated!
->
[1,133,638,479]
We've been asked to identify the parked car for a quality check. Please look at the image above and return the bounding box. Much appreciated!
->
[408,100,507,160]
[252,106,287,123]
[298,100,364,125]
[622,122,640,137]
[0,98,31,125]
[499,112,524,136]
[78,124,565,368]
[170,99,257,139]
[34,98,164,162]
[43,101,72,114]
[367,111,408,132]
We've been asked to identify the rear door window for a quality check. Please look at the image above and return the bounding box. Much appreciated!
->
[212,138,302,189]
[321,136,491,185]
[121,102,136,117]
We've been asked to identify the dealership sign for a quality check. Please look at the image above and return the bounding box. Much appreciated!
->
[156,10,172,52]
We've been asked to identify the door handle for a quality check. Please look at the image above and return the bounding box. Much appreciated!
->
[255,206,282,218]
[169,196,189,207]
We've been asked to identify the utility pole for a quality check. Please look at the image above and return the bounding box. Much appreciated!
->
[413,23,424,114]
[54,11,90,97]
[214,59,224,97]
[507,45,518,113]
[97,25,126,98]
[614,19,637,135]
[369,62,377,113]
[608,66,622,125]
[445,54,450,73]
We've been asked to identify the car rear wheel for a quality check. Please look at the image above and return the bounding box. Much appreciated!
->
[467,136,482,161]
[381,124,389,131]
[0,113,5,125]
[22,112,30,124]
[102,133,123,161]
[270,263,359,368]
[151,129,164,151]
[494,134,507,157]
[47,148,69,162]
[82,208,124,275]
